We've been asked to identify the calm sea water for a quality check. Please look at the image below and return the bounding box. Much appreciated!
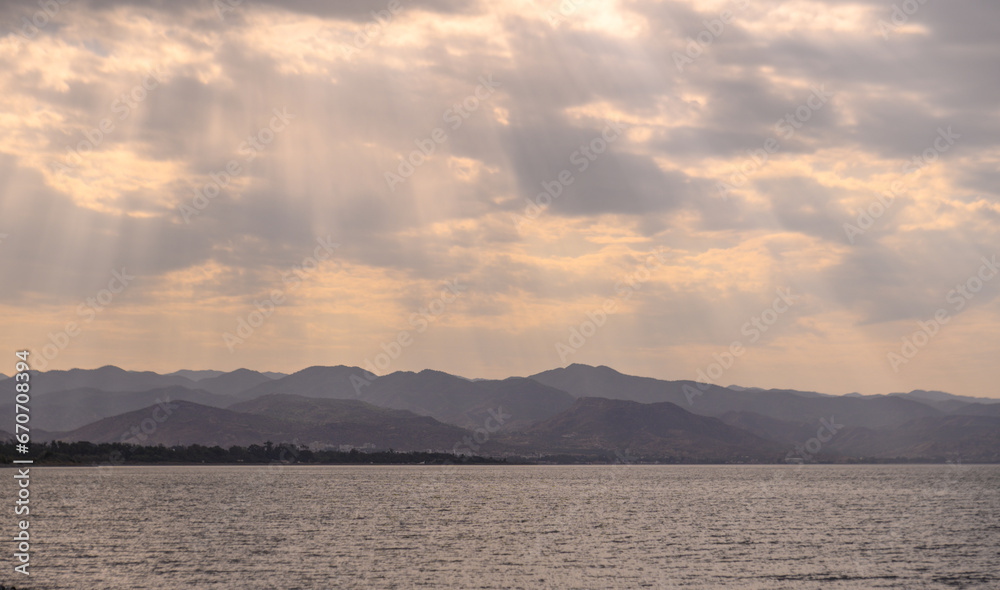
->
[5,464,998,589]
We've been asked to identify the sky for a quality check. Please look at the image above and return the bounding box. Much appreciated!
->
[0,0,998,397]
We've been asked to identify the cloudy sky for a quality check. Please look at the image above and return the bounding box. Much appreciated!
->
[1,0,997,397]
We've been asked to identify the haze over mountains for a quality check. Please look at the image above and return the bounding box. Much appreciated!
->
[4,364,998,462]
[502,397,785,461]
[59,397,473,451]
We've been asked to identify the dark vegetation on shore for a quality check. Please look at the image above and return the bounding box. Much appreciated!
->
[0,441,506,466]
[0,441,975,467]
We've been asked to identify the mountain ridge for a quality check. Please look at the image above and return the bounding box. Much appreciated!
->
[8,364,998,463]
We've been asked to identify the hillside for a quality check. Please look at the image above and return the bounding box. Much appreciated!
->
[362,370,575,430]
[0,366,198,396]
[56,399,473,452]
[500,397,784,461]
[530,364,945,429]
[232,365,367,400]
[0,385,235,432]
[826,415,1000,462]
[195,368,275,396]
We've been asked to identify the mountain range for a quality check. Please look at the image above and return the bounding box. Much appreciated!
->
[3,364,998,462]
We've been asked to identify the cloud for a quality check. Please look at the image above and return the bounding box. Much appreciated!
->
[1,0,998,396]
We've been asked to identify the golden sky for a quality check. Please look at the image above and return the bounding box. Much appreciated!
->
[1,0,998,397]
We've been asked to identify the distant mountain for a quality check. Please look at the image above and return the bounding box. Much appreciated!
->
[0,366,198,396]
[361,370,576,430]
[709,392,942,430]
[717,409,1000,463]
[168,370,225,381]
[946,403,1000,418]
[462,377,577,429]
[229,393,417,423]
[233,365,366,400]
[717,411,819,446]
[235,366,575,430]
[6,366,279,398]
[500,397,783,461]
[530,364,944,430]
[727,384,834,398]
[195,369,274,396]
[931,399,984,413]
[824,390,1000,414]
[826,415,1000,462]
[531,364,701,404]
[230,394,472,450]
[891,389,1000,405]
[262,372,287,380]
[55,399,472,451]
[55,401,302,447]
[0,373,7,381]
[0,385,234,432]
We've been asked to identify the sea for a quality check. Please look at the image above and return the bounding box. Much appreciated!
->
[5,464,998,589]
